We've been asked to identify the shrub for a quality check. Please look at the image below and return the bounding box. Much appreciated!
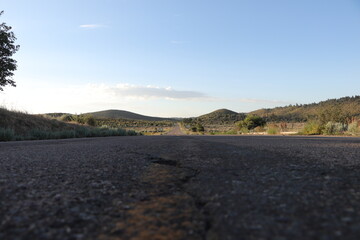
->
[85,116,96,126]
[323,121,346,135]
[347,121,360,135]
[238,127,249,134]
[74,114,97,126]
[60,114,74,122]
[301,121,323,135]
[236,115,266,131]
[0,128,14,141]
[196,123,205,132]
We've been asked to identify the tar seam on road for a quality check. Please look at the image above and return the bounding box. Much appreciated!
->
[99,155,208,240]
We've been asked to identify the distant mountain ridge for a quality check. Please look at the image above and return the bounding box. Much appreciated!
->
[87,109,175,122]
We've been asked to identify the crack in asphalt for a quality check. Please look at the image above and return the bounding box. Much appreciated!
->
[101,156,208,240]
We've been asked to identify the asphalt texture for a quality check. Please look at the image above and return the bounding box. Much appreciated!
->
[0,135,360,240]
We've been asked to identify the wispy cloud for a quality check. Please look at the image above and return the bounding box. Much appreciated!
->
[1,82,210,115]
[2,81,291,116]
[106,84,208,100]
[79,24,107,29]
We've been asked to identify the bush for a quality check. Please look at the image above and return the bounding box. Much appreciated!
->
[0,128,14,141]
[238,127,249,134]
[236,115,266,131]
[347,121,360,135]
[60,114,74,122]
[323,121,346,135]
[74,114,97,126]
[85,116,96,126]
[301,121,323,135]
[196,123,205,132]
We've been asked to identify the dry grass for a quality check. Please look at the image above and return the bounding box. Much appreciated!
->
[0,107,138,141]
[0,107,76,135]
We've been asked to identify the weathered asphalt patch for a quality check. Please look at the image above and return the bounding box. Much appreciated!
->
[101,158,205,240]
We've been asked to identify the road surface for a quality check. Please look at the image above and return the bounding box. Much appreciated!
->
[1,135,360,239]
[165,124,186,135]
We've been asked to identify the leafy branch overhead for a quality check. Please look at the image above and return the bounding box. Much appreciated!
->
[0,11,19,91]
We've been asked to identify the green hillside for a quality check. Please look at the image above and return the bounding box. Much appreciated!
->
[87,109,175,122]
[250,96,360,123]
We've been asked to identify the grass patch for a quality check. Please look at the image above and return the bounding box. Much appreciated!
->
[0,107,140,142]
[0,128,15,141]
[22,127,138,141]
[267,127,280,135]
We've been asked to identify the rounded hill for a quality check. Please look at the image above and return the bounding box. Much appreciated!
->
[87,110,175,122]
[196,109,245,125]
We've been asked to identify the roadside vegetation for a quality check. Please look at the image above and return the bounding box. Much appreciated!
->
[0,107,138,142]
[251,96,360,123]
[43,113,176,135]
[2,96,360,141]
[181,96,360,136]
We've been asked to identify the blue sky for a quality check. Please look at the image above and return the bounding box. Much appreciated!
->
[1,0,359,117]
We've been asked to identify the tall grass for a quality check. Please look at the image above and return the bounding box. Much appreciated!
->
[267,127,280,135]
[0,128,15,141]
[0,127,139,142]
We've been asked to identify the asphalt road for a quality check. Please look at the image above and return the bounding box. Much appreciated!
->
[1,135,360,240]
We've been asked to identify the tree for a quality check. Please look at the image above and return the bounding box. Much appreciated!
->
[0,11,19,91]
[236,115,266,131]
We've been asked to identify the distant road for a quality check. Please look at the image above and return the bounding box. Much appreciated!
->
[1,135,360,239]
[165,123,186,135]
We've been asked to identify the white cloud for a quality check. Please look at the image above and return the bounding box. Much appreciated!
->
[109,83,207,100]
[0,81,291,116]
[79,24,107,29]
[0,82,209,114]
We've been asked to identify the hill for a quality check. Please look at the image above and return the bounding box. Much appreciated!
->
[87,110,175,122]
[190,109,245,125]
[250,96,360,123]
